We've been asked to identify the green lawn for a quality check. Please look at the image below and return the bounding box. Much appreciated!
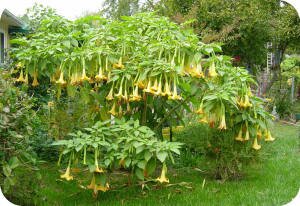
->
[7,122,300,206]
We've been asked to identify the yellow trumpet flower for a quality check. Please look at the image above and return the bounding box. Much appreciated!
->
[108,102,117,116]
[168,80,182,100]
[80,67,90,82]
[106,87,114,101]
[256,128,262,139]
[60,166,73,181]
[24,72,29,84]
[218,114,227,130]
[156,163,169,184]
[129,86,142,102]
[265,130,275,141]
[123,89,128,102]
[87,174,96,190]
[16,69,26,83]
[144,80,152,93]
[243,95,252,108]
[150,78,158,93]
[32,72,39,87]
[95,67,104,81]
[162,80,172,96]
[252,137,261,150]
[235,126,244,141]
[244,128,250,141]
[115,84,123,99]
[208,62,218,77]
[154,79,163,96]
[136,81,145,89]
[56,71,67,85]
[113,57,124,69]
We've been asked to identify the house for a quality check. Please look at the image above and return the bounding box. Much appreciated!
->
[0,9,25,64]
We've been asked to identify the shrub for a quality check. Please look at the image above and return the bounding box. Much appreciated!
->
[175,123,259,180]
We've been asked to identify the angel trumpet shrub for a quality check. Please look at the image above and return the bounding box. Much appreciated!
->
[235,126,244,141]
[108,102,117,116]
[252,137,261,150]
[156,163,169,184]
[115,83,123,99]
[56,71,66,85]
[208,62,218,77]
[32,72,39,87]
[95,67,106,81]
[16,69,25,83]
[265,130,275,141]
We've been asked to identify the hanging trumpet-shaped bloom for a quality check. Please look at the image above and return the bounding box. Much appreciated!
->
[106,87,114,101]
[129,86,142,102]
[56,71,67,85]
[108,102,117,116]
[113,57,125,69]
[252,137,261,150]
[16,69,26,83]
[218,114,227,130]
[162,79,172,96]
[237,97,245,108]
[244,128,250,141]
[154,78,163,96]
[123,89,128,102]
[80,67,91,82]
[87,174,109,194]
[32,72,39,87]
[191,63,204,78]
[144,80,152,93]
[235,126,244,141]
[265,130,275,141]
[208,62,218,77]
[60,157,73,181]
[24,72,29,84]
[95,67,105,81]
[156,163,169,184]
[168,79,182,100]
[115,82,124,99]
[136,81,145,89]
[150,78,158,93]
[94,149,104,173]
[243,95,252,108]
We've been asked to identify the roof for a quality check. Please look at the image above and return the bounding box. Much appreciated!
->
[0,8,25,28]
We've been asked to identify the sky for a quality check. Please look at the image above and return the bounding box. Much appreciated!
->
[1,0,105,20]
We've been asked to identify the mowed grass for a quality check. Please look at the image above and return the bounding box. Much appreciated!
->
[9,122,300,206]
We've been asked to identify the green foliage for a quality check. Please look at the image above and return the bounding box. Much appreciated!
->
[175,123,260,180]
[53,119,182,195]
[0,71,39,194]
